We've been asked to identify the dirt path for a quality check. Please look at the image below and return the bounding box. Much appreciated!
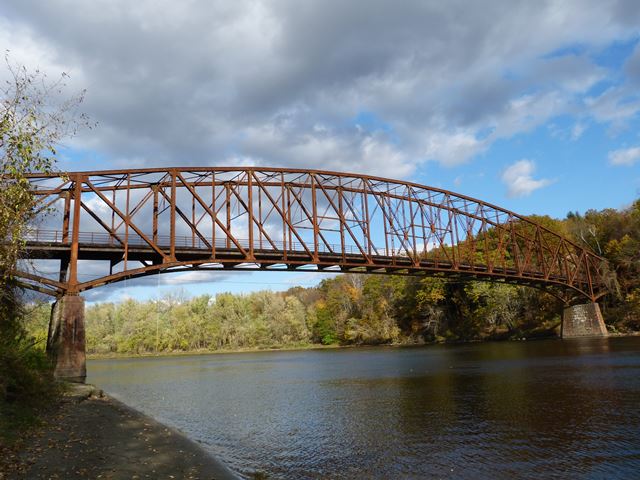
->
[1,388,238,480]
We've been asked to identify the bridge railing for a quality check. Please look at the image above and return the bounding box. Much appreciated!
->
[23,228,415,258]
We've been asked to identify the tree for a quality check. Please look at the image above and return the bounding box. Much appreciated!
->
[1,56,88,281]
[0,54,88,413]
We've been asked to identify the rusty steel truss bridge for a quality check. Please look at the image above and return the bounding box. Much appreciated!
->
[16,166,611,304]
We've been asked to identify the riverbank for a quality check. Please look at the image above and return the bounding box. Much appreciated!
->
[85,329,640,360]
[86,342,347,360]
[80,324,562,360]
[0,385,238,480]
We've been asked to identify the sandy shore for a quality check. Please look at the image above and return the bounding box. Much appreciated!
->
[2,386,238,480]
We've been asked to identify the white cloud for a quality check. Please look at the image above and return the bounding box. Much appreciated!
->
[608,146,640,166]
[160,270,229,285]
[501,159,553,198]
[422,130,486,166]
[584,87,640,128]
[241,116,411,177]
[2,0,640,176]
[283,271,339,285]
[571,122,586,140]
[80,269,239,302]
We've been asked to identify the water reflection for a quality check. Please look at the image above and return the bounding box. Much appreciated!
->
[88,338,640,479]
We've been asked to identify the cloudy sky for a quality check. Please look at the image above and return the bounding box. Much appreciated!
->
[3,0,640,301]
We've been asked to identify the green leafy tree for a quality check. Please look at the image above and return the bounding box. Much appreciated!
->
[0,55,88,427]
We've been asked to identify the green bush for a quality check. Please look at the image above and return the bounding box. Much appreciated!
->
[0,290,59,441]
[0,335,57,407]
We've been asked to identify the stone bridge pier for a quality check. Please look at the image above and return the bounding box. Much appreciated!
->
[561,303,608,338]
[46,295,86,383]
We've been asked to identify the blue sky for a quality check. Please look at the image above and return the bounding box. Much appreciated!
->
[2,0,640,302]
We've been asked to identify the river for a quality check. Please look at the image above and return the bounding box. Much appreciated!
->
[87,337,640,479]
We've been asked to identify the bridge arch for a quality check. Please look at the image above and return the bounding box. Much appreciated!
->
[11,166,614,380]
[16,166,610,303]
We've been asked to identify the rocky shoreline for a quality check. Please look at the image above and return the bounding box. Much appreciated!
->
[1,385,238,479]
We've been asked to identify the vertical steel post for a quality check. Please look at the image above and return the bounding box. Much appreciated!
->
[280,173,287,258]
[226,182,231,249]
[211,171,216,258]
[445,196,456,268]
[585,254,595,302]
[258,181,263,250]
[287,185,293,251]
[62,190,71,244]
[408,190,418,266]
[111,188,116,233]
[59,189,71,283]
[311,174,319,261]
[192,191,196,248]
[123,173,130,271]
[170,170,177,260]
[152,185,159,245]
[363,184,372,257]
[247,170,254,260]
[382,193,390,257]
[510,216,521,275]
[68,174,83,293]
[452,202,461,269]
[337,180,345,260]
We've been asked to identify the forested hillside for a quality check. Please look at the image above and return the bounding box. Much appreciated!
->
[24,200,640,355]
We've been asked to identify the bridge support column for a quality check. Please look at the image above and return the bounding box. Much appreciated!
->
[46,295,86,383]
[561,303,608,338]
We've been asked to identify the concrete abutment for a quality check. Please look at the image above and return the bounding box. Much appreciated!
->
[561,302,608,338]
[47,295,86,383]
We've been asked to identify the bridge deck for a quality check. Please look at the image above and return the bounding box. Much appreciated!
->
[23,231,580,293]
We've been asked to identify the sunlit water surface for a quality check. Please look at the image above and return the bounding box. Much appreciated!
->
[88,337,640,479]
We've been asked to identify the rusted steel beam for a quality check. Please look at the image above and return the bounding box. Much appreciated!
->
[158,188,212,250]
[287,185,335,254]
[111,188,154,233]
[225,182,231,249]
[20,235,601,300]
[311,174,319,261]
[124,173,131,271]
[315,174,369,262]
[176,172,248,256]
[67,175,83,293]
[252,171,314,259]
[61,254,598,301]
[14,166,608,302]
[227,181,279,252]
[62,191,71,244]
[14,269,67,291]
[80,201,125,245]
[15,164,605,249]
[152,185,159,245]
[247,171,254,260]
[15,279,62,297]
[170,170,177,261]
[84,179,168,260]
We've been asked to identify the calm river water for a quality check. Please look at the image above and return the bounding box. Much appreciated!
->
[88,337,640,479]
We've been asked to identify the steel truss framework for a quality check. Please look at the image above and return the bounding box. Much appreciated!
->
[14,167,610,302]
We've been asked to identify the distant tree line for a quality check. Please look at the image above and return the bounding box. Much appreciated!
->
[22,199,640,355]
